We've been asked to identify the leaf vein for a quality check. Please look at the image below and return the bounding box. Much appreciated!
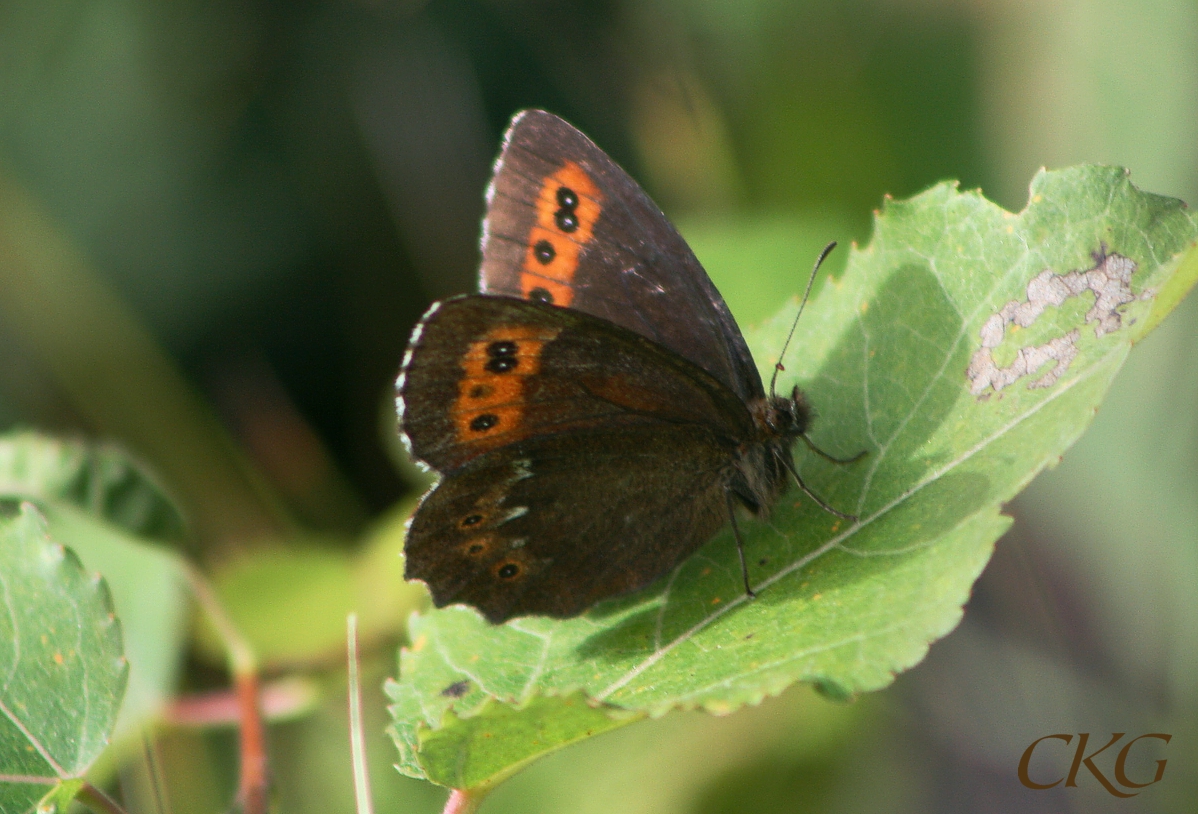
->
[595,350,1106,702]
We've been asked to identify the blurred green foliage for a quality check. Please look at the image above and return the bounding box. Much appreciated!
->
[1,0,1196,812]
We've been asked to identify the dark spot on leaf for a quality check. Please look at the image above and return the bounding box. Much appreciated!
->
[440,680,470,698]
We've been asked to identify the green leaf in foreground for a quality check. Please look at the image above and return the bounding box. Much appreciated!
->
[386,165,1198,789]
[0,432,190,739]
[0,503,127,814]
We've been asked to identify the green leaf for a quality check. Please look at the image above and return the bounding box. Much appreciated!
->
[44,507,188,741]
[198,501,427,668]
[387,165,1198,789]
[0,431,186,542]
[414,692,641,791]
[0,503,127,814]
[0,432,190,739]
[33,779,84,814]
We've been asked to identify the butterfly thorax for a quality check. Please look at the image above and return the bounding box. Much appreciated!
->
[732,385,812,516]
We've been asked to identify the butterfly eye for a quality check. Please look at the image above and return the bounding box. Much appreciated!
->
[555,186,578,209]
[496,562,521,579]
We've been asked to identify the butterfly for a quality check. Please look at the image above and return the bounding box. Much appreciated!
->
[396,109,859,624]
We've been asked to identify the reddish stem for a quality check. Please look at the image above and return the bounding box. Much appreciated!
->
[164,677,316,726]
[235,672,269,814]
[442,789,483,814]
[184,565,268,814]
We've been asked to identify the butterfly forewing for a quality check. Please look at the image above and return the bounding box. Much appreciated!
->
[480,110,764,403]
[399,295,752,474]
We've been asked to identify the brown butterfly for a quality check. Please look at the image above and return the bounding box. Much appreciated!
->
[397,110,860,623]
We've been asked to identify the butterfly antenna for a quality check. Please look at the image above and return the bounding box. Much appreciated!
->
[770,241,837,397]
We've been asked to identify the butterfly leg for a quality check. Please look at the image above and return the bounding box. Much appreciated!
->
[800,434,867,465]
[725,489,757,599]
[781,457,858,522]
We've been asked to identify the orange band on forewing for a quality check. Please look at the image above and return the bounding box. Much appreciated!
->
[451,324,562,451]
[520,161,603,306]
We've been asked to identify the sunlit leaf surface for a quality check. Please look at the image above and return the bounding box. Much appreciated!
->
[0,432,189,737]
[387,166,1198,789]
[0,504,127,814]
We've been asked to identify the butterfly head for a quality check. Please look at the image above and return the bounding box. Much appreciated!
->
[762,385,812,442]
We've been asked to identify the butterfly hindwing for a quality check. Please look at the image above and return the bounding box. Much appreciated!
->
[479,109,764,403]
[398,295,753,474]
[404,424,731,623]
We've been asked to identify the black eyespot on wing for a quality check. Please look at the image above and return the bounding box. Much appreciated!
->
[461,514,484,527]
[485,356,518,373]
[487,340,517,357]
[555,209,578,232]
[556,186,578,209]
[533,239,555,265]
[528,287,554,304]
[470,414,498,432]
[497,562,520,579]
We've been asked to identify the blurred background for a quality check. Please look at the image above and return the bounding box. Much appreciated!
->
[1,0,1196,812]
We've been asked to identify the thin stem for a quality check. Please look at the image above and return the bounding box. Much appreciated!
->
[184,564,255,675]
[443,789,485,814]
[347,614,375,814]
[77,782,131,814]
[164,677,318,727]
[184,564,268,814]
[141,732,172,814]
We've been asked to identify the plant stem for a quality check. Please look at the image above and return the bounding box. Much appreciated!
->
[442,789,485,814]
[347,614,375,814]
[77,782,130,814]
[184,565,268,814]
